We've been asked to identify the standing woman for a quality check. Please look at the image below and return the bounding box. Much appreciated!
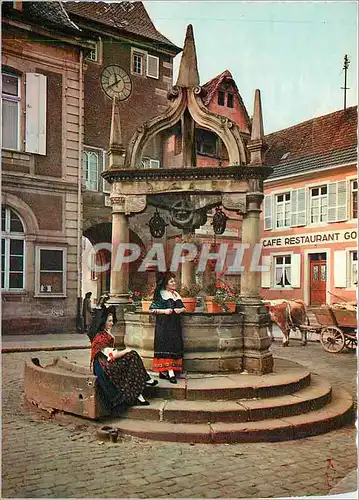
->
[150,272,186,384]
[82,291,93,333]
[91,306,158,415]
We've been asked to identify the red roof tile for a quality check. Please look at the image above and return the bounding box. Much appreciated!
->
[265,106,358,166]
[201,70,251,129]
[64,1,181,53]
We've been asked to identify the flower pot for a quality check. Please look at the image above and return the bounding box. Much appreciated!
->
[205,296,236,313]
[141,300,152,312]
[181,297,197,313]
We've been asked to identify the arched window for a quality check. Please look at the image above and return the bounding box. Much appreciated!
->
[1,205,25,290]
[83,150,99,191]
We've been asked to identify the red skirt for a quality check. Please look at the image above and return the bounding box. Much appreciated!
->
[152,357,182,373]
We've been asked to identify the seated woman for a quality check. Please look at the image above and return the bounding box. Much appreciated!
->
[90,306,158,415]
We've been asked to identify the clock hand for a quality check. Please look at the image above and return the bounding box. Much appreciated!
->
[108,76,122,89]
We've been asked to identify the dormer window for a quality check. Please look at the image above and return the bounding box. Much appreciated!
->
[217,89,234,108]
[227,93,234,108]
[218,91,225,106]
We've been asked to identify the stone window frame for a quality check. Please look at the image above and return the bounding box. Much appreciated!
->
[1,205,26,291]
[34,246,67,298]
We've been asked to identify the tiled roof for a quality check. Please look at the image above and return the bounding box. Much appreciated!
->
[64,1,182,53]
[265,106,358,179]
[2,2,81,32]
[202,70,251,128]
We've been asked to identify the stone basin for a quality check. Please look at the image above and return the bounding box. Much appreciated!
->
[124,311,244,373]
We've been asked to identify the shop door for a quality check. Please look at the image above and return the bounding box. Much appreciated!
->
[310,258,327,305]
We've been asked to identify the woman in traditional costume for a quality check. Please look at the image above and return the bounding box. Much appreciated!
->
[90,306,158,415]
[150,272,185,384]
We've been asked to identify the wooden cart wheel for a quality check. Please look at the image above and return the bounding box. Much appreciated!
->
[320,326,346,353]
[345,336,357,350]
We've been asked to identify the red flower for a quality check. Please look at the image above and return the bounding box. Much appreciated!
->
[216,282,221,288]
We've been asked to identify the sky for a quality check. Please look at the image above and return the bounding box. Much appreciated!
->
[144,0,358,134]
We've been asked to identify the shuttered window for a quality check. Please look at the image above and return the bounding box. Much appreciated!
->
[275,192,291,228]
[274,255,292,288]
[132,52,144,75]
[310,186,328,224]
[261,255,271,288]
[291,188,307,227]
[333,250,347,288]
[351,180,357,219]
[263,194,273,230]
[25,73,47,155]
[146,54,159,79]
[328,180,347,222]
[2,72,20,150]
[350,251,358,287]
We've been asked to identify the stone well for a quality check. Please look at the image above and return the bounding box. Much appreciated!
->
[124,311,244,373]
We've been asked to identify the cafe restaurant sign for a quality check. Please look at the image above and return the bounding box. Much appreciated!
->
[261,229,357,248]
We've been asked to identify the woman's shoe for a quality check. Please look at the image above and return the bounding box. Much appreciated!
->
[135,399,150,406]
[159,372,170,380]
[169,376,177,384]
[145,379,158,387]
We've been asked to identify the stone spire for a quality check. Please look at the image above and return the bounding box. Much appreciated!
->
[176,24,200,88]
[248,89,267,165]
[108,97,125,168]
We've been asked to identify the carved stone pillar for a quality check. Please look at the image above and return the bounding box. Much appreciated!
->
[107,192,147,347]
[181,259,195,289]
[107,196,130,347]
[181,229,196,289]
[238,191,273,374]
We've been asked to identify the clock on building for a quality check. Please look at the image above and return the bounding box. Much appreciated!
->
[100,65,132,100]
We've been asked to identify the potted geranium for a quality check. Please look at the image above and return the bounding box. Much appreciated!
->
[141,283,155,312]
[205,279,236,313]
[178,283,202,312]
[129,289,142,306]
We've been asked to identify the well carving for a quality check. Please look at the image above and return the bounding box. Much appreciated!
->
[102,24,273,374]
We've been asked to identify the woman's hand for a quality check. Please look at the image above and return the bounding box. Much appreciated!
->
[164,308,173,315]
[115,347,132,358]
[174,308,185,314]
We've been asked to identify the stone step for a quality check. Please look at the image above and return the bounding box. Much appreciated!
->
[144,358,311,401]
[120,375,331,423]
[108,388,353,443]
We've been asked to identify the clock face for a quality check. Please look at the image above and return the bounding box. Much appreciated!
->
[100,65,132,100]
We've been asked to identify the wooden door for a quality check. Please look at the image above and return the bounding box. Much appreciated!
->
[310,260,327,305]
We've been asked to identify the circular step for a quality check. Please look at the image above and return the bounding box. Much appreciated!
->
[146,358,311,401]
[107,387,353,443]
[112,374,332,424]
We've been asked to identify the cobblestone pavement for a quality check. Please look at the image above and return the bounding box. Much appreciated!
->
[2,341,357,499]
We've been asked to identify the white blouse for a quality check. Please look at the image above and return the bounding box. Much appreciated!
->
[160,290,182,301]
[101,332,119,361]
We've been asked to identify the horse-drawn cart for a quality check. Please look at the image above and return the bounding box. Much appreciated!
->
[311,306,357,353]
